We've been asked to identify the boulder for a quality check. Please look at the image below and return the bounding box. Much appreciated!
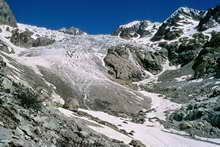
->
[104,45,146,82]
[178,122,193,130]
[0,56,6,74]
[63,97,80,111]
[129,140,146,147]
[136,51,166,74]
[104,44,165,81]
[1,77,13,91]
[172,111,185,121]
[131,111,146,124]
[211,87,220,97]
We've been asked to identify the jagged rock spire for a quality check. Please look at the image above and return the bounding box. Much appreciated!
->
[0,0,17,27]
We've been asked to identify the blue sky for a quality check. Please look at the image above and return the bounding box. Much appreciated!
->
[7,0,219,34]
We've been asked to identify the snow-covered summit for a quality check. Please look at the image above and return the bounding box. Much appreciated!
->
[114,7,206,41]
[167,7,204,22]
[119,20,141,29]
[113,20,160,39]
[151,7,205,41]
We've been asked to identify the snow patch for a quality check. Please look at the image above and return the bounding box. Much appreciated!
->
[175,75,193,82]
[119,21,141,28]
[79,109,218,147]
[139,91,180,121]
[58,108,132,144]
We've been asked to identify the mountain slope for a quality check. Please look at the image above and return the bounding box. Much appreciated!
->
[151,7,205,41]
[198,5,220,31]
[0,2,220,147]
[0,22,218,146]
[0,23,156,115]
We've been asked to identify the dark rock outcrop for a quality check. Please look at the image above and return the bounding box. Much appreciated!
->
[10,29,34,48]
[104,44,166,81]
[211,87,220,97]
[59,27,87,35]
[0,40,14,54]
[192,32,220,78]
[104,45,146,82]
[129,140,146,147]
[63,97,80,111]
[10,29,55,48]
[131,111,146,124]
[198,5,220,31]
[168,94,220,137]
[136,51,166,75]
[160,33,209,66]
[152,23,183,41]
[0,0,17,27]
[32,36,55,47]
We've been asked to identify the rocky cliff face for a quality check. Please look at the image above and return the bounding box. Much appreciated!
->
[10,29,55,48]
[104,44,166,80]
[193,32,220,79]
[159,33,209,66]
[0,0,17,27]
[198,5,220,31]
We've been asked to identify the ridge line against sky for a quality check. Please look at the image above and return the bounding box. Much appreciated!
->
[7,0,220,34]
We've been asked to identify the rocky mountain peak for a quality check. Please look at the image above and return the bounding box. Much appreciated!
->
[168,7,204,22]
[197,5,220,31]
[0,0,17,27]
[112,20,160,39]
[151,7,205,41]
